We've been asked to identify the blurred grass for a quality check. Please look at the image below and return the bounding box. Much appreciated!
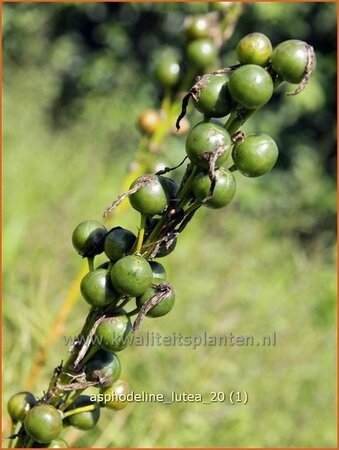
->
[3,3,337,448]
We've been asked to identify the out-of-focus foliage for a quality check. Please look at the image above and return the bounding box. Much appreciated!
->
[3,2,336,448]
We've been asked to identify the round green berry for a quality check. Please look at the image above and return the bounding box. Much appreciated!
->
[236,32,272,66]
[229,64,273,109]
[72,221,107,257]
[129,175,168,216]
[67,396,100,431]
[193,74,234,118]
[136,283,175,318]
[80,269,119,307]
[192,167,236,209]
[24,405,62,444]
[7,392,36,423]
[186,39,217,68]
[186,121,232,169]
[149,261,167,282]
[156,237,177,258]
[45,438,69,448]
[96,313,132,352]
[155,55,180,87]
[232,133,278,177]
[271,39,311,84]
[104,227,136,262]
[85,350,121,387]
[100,379,130,410]
[185,16,209,39]
[110,255,153,297]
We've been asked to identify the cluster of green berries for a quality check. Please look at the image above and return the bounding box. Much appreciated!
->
[7,31,314,449]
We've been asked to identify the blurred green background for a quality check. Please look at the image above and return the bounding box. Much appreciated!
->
[3,2,336,448]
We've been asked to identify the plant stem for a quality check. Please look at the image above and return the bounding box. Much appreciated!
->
[177,164,199,206]
[63,404,98,418]
[8,422,16,449]
[61,389,86,412]
[184,200,201,216]
[26,438,34,448]
[126,308,140,317]
[135,214,147,254]
[87,256,94,272]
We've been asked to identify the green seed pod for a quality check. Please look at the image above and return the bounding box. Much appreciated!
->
[192,167,236,209]
[96,313,132,352]
[104,227,136,262]
[110,255,153,297]
[185,16,210,40]
[271,39,312,84]
[80,269,120,307]
[155,53,180,87]
[67,396,100,431]
[186,121,232,169]
[7,392,36,423]
[193,74,234,118]
[232,133,278,177]
[186,39,217,68]
[236,32,272,66]
[24,405,63,444]
[72,221,107,257]
[129,175,169,216]
[85,350,121,387]
[149,261,167,282]
[46,438,69,448]
[229,64,273,109]
[136,283,175,318]
[100,379,130,410]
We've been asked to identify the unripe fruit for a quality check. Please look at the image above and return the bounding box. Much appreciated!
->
[96,314,132,352]
[186,39,217,68]
[192,167,236,209]
[236,32,272,66]
[229,64,273,110]
[111,255,153,297]
[129,175,169,216]
[185,16,209,40]
[67,396,100,431]
[155,55,180,87]
[271,39,311,84]
[85,350,121,387]
[104,227,136,262]
[7,391,36,423]
[72,221,107,257]
[100,379,130,410]
[136,284,175,318]
[232,133,278,177]
[45,438,69,448]
[149,261,167,282]
[193,74,233,118]
[24,405,62,444]
[186,121,232,169]
[80,269,119,307]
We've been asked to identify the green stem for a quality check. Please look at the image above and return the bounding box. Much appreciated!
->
[63,404,98,418]
[135,214,147,254]
[8,422,16,449]
[126,307,140,317]
[78,344,100,368]
[26,438,34,448]
[184,200,201,216]
[177,164,199,206]
[87,256,94,272]
[61,389,86,412]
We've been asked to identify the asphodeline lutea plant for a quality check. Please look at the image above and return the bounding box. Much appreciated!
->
[7,33,315,448]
